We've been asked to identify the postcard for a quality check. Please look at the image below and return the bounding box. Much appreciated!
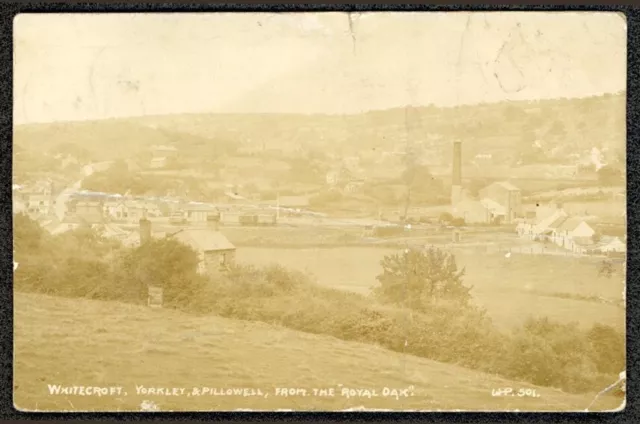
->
[13,11,626,412]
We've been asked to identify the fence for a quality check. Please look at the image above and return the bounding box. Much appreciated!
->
[429,242,616,260]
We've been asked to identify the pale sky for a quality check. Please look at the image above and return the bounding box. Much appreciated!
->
[13,11,626,124]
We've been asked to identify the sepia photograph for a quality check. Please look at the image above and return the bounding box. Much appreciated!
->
[12,11,626,412]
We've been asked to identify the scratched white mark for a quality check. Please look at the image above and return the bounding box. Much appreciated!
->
[140,400,159,412]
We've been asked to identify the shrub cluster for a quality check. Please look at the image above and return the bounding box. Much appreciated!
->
[180,263,624,394]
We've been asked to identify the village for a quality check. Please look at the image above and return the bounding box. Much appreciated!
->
[12,135,627,283]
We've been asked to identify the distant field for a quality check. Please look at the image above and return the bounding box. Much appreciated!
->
[557,200,625,219]
[14,292,622,412]
[236,246,625,332]
[525,186,625,200]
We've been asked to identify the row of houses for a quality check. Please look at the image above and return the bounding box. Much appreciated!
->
[36,197,282,235]
[516,205,626,254]
[36,203,238,279]
[12,181,57,217]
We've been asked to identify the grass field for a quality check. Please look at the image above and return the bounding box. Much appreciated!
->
[236,247,625,332]
[13,292,623,412]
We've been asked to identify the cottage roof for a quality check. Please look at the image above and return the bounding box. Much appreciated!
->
[573,235,625,251]
[557,217,589,232]
[100,223,129,238]
[169,228,235,252]
[547,215,569,230]
[121,230,166,247]
[595,236,625,249]
[534,207,566,226]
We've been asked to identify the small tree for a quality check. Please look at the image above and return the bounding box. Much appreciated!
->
[597,165,624,186]
[451,217,466,227]
[373,247,472,311]
[439,212,454,224]
[119,238,201,305]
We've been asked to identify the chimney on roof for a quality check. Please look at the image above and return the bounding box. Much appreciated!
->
[207,210,221,231]
[139,217,151,246]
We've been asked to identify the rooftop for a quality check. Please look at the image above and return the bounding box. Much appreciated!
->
[494,181,520,191]
[557,216,590,232]
[573,235,625,249]
[168,228,236,252]
[547,215,569,230]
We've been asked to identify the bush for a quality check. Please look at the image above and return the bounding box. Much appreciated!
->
[181,263,623,394]
[498,318,623,392]
[439,212,454,223]
[586,324,626,374]
[451,217,466,227]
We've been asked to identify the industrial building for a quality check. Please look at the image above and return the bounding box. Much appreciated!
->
[449,141,522,225]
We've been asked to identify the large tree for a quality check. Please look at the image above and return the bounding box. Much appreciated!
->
[373,246,472,311]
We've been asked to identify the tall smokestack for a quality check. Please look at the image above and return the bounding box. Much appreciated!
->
[451,141,463,208]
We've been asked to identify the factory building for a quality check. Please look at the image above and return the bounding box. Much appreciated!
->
[450,141,522,225]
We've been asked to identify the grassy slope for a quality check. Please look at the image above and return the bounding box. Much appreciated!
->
[14,292,622,412]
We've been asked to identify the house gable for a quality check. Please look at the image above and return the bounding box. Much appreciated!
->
[571,221,595,237]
